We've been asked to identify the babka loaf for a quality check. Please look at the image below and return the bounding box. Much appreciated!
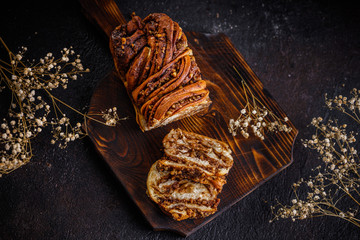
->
[110,13,211,131]
[147,129,233,221]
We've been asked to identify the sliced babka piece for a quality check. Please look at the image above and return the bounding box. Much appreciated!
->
[163,128,233,177]
[146,128,233,221]
[147,160,220,221]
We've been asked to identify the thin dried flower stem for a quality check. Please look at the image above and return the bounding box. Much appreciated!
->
[42,87,115,126]
[271,88,360,228]
[0,37,127,176]
[228,66,292,140]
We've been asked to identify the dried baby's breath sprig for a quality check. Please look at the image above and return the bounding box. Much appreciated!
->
[0,37,126,176]
[89,107,129,127]
[271,88,360,228]
[325,88,360,124]
[228,66,292,140]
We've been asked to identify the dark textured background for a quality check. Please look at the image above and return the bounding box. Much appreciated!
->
[1,0,360,239]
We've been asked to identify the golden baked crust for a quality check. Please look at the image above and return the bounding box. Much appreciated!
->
[147,128,233,221]
[110,13,211,131]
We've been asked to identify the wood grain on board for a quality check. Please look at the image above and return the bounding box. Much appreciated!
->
[79,0,298,236]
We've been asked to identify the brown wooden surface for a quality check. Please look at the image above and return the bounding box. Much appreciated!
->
[80,0,298,236]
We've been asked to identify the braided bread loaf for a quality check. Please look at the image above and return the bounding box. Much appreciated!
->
[110,13,211,131]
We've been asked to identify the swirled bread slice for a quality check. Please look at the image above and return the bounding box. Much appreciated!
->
[110,13,211,131]
[147,161,220,221]
[163,129,233,176]
[147,128,233,221]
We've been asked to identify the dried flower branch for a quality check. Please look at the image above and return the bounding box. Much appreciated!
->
[228,66,292,139]
[0,37,127,176]
[270,88,360,228]
[325,88,360,124]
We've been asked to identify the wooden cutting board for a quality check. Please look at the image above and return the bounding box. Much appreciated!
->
[79,0,298,236]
